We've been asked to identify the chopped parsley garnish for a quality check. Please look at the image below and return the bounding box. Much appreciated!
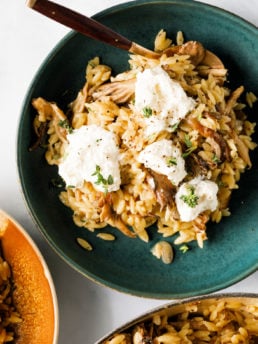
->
[166,157,177,166]
[58,119,73,134]
[180,185,199,208]
[182,134,197,158]
[212,153,221,164]
[179,244,190,253]
[142,106,153,118]
[169,122,179,132]
[184,134,192,148]
[92,165,114,194]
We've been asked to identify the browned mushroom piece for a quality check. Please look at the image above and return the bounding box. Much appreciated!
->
[146,170,177,212]
[164,40,206,65]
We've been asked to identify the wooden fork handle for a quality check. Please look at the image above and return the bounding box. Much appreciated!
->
[26,0,132,51]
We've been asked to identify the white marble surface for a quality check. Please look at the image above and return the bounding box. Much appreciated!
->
[0,0,257,343]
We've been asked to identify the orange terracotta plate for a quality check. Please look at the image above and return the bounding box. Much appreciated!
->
[0,210,59,344]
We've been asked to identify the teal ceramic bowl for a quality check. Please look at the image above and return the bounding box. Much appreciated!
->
[17,0,258,298]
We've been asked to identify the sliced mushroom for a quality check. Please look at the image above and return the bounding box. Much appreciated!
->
[164,40,206,65]
[186,116,230,162]
[198,49,227,77]
[146,170,176,210]
[186,154,210,177]
[165,41,227,77]
[30,97,68,150]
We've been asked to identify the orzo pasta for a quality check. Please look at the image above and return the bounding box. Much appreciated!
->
[31,30,257,255]
[101,297,258,344]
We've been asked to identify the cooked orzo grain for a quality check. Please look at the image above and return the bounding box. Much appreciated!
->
[102,298,258,344]
[30,30,257,256]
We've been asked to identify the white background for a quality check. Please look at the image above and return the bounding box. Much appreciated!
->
[0,1,257,343]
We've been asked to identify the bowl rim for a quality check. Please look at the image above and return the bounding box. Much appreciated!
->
[17,0,258,299]
[95,292,258,343]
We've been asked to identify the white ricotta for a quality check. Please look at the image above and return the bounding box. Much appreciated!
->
[137,139,187,186]
[58,124,121,193]
[134,66,196,136]
[175,177,218,222]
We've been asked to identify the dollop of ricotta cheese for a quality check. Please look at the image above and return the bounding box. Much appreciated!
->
[58,124,121,193]
[137,139,187,186]
[175,177,218,222]
[134,66,196,136]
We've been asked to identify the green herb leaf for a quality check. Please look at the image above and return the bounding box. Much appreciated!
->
[179,244,190,253]
[184,134,192,148]
[180,185,199,208]
[107,175,114,185]
[142,106,153,118]
[58,119,73,134]
[166,157,177,166]
[169,122,179,132]
[182,146,197,158]
[92,165,114,194]
[212,153,221,164]
[92,165,101,176]
[182,134,197,158]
